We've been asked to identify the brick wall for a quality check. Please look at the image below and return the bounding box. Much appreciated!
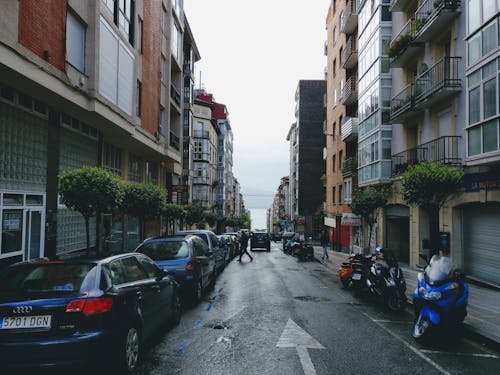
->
[18,0,66,71]
[141,0,162,136]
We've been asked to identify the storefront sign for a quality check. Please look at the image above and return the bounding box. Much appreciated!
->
[324,217,336,228]
[341,213,361,226]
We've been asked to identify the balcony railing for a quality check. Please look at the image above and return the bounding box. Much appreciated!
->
[341,116,359,142]
[342,36,358,69]
[390,0,413,12]
[193,176,210,185]
[414,56,461,105]
[170,84,181,107]
[414,0,461,43]
[388,19,423,67]
[341,0,358,35]
[391,136,461,176]
[342,157,357,178]
[390,83,415,121]
[169,131,180,151]
[193,130,210,139]
[341,75,358,105]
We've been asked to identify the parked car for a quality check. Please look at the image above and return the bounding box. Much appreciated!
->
[136,235,216,303]
[0,254,181,372]
[217,234,237,262]
[250,231,271,251]
[175,230,225,274]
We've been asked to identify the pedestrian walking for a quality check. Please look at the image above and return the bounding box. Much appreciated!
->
[238,230,253,262]
[320,228,329,260]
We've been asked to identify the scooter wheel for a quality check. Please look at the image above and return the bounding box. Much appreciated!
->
[387,293,406,312]
[413,315,431,343]
[340,277,351,288]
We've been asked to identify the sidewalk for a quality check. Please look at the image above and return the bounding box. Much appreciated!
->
[313,246,500,344]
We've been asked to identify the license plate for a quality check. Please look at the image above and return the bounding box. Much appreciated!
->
[352,273,362,280]
[0,315,52,330]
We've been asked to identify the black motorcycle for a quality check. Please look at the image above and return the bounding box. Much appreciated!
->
[366,248,407,312]
[350,253,374,291]
[295,237,314,261]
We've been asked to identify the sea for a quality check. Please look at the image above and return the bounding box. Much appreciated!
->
[249,207,268,231]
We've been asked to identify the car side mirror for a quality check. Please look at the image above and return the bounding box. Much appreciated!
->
[159,269,171,279]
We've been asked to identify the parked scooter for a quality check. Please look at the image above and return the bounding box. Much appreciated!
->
[366,247,407,312]
[350,253,375,291]
[412,254,468,342]
[295,237,314,261]
[338,254,355,287]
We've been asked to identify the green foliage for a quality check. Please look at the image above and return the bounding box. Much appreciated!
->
[185,204,206,226]
[349,186,389,226]
[401,162,464,210]
[387,34,412,58]
[121,183,167,220]
[204,211,217,228]
[225,216,239,228]
[162,203,186,220]
[59,166,124,220]
[313,205,324,230]
[240,212,251,229]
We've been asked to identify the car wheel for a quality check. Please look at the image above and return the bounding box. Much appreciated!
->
[171,292,182,326]
[116,325,141,373]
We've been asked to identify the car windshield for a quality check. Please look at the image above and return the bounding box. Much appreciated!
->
[425,255,453,283]
[0,263,96,293]
[137,241,189,260]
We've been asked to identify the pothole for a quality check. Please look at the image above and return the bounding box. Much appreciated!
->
[212,323,229,330]
[294,296,330,302]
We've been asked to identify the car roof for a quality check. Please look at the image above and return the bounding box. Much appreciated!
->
[142,235,190,242]
[176,230,215,234]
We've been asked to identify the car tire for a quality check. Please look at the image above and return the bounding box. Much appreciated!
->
[116,325,141,373]
[171,293,182,326]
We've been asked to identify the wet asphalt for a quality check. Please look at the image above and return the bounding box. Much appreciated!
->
[133,242,500,375]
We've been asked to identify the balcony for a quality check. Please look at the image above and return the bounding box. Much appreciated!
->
[390,83,419,122]
[390,0,413,12]
[342,157,357,178]
[414,57,461,108]
[414,0,461,43]
[193,176,210,185]
[342,36,358,70]
[169,131,180,151]
[389,19,423,68]
[183,62,193,77]
[341,75,358,106]
[391,136,461,176]
[193,130,210,139]
[170,84,181,107]
[341,0,358,35]
[341,116,359,142]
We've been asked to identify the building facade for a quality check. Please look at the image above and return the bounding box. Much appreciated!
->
[325,0,361,252]
[0,0,195,266]
[287,80,326,235]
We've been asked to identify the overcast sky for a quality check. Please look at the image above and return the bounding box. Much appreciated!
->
[183,0,330,208]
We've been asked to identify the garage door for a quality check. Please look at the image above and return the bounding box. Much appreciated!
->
[463,204,500,287]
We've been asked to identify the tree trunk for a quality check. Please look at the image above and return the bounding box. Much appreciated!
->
[428,206,440,257]
[85,217,90,256]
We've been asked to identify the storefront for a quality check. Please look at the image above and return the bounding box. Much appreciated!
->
[385,205,410,264]
[0,191,45,263]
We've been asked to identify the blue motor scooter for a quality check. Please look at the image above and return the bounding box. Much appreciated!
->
[412,254,469,342]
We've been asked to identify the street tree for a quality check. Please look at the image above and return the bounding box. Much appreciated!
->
[185,204,206,228]
[239,212,252,230]
[401,161,463,255]
[349,186,389,250]
[59,166,124,255]
[121,183,167,241]
[162,203,185,235]
[204,211,217,229]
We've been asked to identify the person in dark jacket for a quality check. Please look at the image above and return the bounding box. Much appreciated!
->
[238,230,253,262]
[320,228,329,260]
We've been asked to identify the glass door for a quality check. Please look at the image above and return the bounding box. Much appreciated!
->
[24,209,43,261]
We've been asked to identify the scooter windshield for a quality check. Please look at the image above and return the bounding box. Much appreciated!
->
[425,255,453,284]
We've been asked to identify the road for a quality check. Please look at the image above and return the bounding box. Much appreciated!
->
[135,241,500,375]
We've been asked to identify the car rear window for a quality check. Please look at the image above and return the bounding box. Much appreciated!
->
[137,241,189,260]
[0,263,97,293]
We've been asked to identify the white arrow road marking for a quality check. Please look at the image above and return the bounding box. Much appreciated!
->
[276,319,325,375]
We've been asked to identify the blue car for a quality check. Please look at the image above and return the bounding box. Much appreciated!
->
[0,253,181,372]
[136,235,216,304]
[175,230,225,274]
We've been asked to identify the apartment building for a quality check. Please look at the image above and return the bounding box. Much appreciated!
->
[270,176,291,234]
[0,0,195,266]
[325,0,360,252]
[386,0,500,286]
[286,80,326,235]
[191,99,218,210]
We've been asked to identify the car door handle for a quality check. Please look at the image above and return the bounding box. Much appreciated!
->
[136,291,142,300]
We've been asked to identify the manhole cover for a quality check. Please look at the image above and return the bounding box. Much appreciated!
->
[294,296,330,302]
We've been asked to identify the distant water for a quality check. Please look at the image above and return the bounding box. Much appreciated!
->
[249,208,267,231]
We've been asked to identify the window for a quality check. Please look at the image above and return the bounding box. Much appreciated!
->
[103,142,122,175]
[332,154,336,172]
[339,185,343,204]
[66,11,86,72]
[332,27,337,45]
[121,256,148,282]
[128,153,141,182]
[146,162,158,185]
[159,106,167,134]
[332,58,336,78]
[102,0,134,45]
[161,55,167,84]
[162,6,168,35]
[468,0,481,33]
[343,179,352,204]
[137,17,143,53]
[332,187,336,204]
[171,20,181,62]
[482,21,497,56]
[135,80,141,116]
[338,150,343,170]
